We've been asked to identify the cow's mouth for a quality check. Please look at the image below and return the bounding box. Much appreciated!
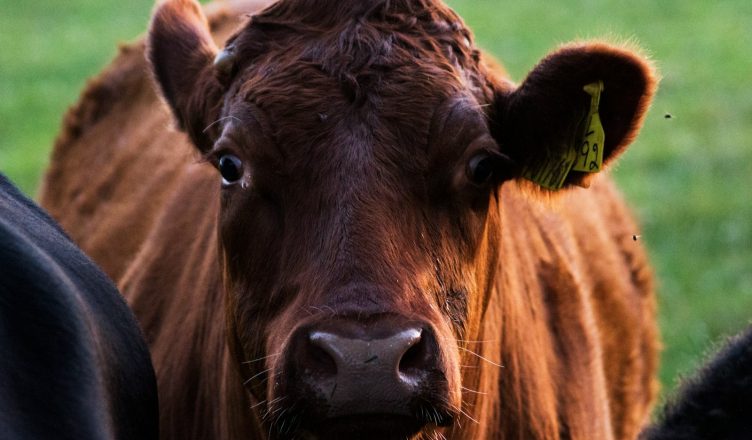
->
[280,411,452,440]
[303,414,426,439]
[261,381,456,439]
[264,390,455,439]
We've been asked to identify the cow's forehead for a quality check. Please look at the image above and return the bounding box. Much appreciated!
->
[222,0,491,161]
[246,0,474,44]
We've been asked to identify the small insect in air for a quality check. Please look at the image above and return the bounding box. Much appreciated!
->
[632,235,642,241]
[664,113,673,119]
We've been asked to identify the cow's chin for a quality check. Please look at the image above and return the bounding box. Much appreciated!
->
[269,401,454,440]
[297,414,439,440]
[261,371,456,439]
[265,375,455,439]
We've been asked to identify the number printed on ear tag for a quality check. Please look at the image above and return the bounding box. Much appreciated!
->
[572,81,605,173]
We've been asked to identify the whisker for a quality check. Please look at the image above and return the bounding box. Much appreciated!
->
[243,368,272,386]
[454,339,497,344]
[250,399,267,410]
[307,305,337,316]
[203,115,241,133]
[260,396,285,419]
[461,385,487,395]
[274,407,290,433]
[454,100,492,113]
[242,352,281,365]
[457,406,480,425]
[202,115,241,133]
[458,346,505,368]
[270,401,288,416]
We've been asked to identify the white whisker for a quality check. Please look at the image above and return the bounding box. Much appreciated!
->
[458,346,504,368]
[457,406,479,425]
[461,385,487,395]
[455,338,497,344]
[202,115,241,133]
[242,352,281,365]
[243,368,272,386]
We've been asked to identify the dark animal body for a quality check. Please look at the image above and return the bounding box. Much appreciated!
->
[0,174,158,440]
[640,325,752,440]
[40,0,659,439]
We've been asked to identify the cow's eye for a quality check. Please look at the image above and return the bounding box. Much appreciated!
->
[218,154,243,185]
[466,151,515,187]
[467,153,498,186]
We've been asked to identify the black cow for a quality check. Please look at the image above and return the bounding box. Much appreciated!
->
[641,325,752,440]
[0,174,158,440]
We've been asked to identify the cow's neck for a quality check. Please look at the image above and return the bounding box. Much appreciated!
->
[121,165,259,440]
[452,183,615,440]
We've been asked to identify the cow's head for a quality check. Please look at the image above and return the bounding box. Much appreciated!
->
[147,0,655,438]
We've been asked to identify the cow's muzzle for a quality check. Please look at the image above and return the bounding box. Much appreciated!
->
[271,315,454,439]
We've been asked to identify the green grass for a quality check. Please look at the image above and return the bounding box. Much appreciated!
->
[0,0,159,191]
[1,0,751,403]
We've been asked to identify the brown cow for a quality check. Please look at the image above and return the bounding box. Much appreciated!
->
[40,0,659,439]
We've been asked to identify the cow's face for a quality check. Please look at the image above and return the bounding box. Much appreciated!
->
[148,1,655,438]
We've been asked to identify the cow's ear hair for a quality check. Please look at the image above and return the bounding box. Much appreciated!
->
[492,42,657,190]
[147,0,224,153]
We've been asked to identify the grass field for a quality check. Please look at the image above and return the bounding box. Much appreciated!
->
[1,0,751,404]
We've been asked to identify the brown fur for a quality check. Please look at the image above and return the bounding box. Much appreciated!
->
[40,0,659,439]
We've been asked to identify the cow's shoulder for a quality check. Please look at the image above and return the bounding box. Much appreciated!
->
[496,176,658,439]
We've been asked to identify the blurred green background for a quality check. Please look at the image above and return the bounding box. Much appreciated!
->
[1,0,750,403]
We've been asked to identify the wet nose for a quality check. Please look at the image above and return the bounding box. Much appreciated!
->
[287,319,444,418]
[310,327,423,384]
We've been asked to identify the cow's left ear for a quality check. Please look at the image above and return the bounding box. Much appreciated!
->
[492,42,657,190]
[147,0,225,153]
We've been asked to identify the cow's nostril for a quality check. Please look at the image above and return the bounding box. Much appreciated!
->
[306,338,337,376]
[399,333,427,372]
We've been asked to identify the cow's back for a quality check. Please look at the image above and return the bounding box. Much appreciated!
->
[40,41,181,280]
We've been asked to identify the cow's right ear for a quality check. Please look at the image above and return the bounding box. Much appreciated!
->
[147,0,225,153]
[491,42,657,191]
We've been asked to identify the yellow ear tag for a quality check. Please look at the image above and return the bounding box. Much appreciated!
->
[572,81,605,173]
[521,145,577,190]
